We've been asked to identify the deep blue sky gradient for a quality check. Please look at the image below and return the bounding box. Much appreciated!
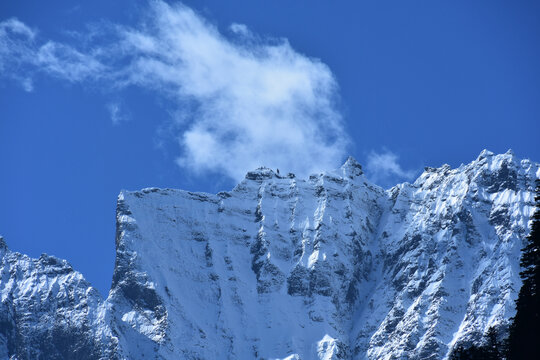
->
[1,0,539,295]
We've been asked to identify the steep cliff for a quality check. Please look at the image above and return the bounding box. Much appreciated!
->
[0,150,538,359]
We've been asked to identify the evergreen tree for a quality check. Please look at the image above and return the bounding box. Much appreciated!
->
[450,344,467,360]
[449,328,501,360]
[484,327,500,360]
[507,179,540,359]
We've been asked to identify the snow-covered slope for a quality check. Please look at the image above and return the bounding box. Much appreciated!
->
[0,150,538,359]
[0,237,115,360]
[351,150,538,359]
[108,156,384,359]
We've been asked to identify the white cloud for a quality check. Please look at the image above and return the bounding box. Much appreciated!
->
[36,41,106,82]
[229,23,250,36]
[0,18,35,39]
[115,1,347,180]
[21,77,33,92]
[365,150,416,187]
[107,102,129,125]
[0,18,106,84]
[0,18,35,73]
[0,1,349,181]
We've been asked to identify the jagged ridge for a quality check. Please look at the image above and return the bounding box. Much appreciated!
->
[0,150,538,359]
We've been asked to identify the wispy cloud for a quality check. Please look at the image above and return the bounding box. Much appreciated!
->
[20,77,34,92]
[365,149,416,187]
[0,18,106,85]
[0,1,348,181]
[229,23,250,36]
[0,18,37,91]
[107,102,129,126]
[36,41,106,82]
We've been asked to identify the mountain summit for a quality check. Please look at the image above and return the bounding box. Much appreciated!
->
[1,151,538,359]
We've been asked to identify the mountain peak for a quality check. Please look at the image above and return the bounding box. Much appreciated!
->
[244,166,297,181]
[341,156,363,177]
[244,167,277,180]
[0,235,7,253]
[477,149,495,160]
[2,151,538,360]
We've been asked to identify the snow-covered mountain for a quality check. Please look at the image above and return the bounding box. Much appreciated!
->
[1,150,538,359]
[0,237,115,359]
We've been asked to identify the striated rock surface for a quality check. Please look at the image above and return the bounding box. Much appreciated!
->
[0,150,538,359]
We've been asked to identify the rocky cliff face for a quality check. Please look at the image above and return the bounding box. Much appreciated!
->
[352,150,537,359]
[0,237,115,360]
[0,150,538,359]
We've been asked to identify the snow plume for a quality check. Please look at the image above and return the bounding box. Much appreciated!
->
[0,1,348,181]
[365,149,416,187]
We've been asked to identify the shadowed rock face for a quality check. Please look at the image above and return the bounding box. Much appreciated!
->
[0,150,538,360]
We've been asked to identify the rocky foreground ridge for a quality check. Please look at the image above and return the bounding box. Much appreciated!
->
[0,150,538,360]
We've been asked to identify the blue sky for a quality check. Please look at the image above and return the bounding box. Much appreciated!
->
[1,0,539,296]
